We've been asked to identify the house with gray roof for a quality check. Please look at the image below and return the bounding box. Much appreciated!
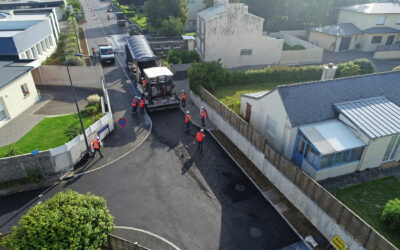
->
[0,11,59,66]
[308,2,400,53]
[239,70,400,180]
[0,61,39,125]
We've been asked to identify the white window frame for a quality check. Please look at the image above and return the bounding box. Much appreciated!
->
[41,40,46,52]
[31,47,37,58]
[36,44,42,55]
[376,16,386,25]
[240,49,252,56]
[48,36,54,46]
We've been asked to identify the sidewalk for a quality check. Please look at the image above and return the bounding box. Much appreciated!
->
[0,94,51,147]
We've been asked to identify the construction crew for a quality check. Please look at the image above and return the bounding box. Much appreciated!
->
[196,129,205,152]
[91,136,103,158]
[131,96,138,115]
[139,97,145,114]
[184,111,191,132]
[181,90,186,107]
[200,106,207,127]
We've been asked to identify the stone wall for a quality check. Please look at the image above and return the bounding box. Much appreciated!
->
[192,87,397,250]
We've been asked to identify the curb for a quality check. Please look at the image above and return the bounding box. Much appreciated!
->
[179,103,312,250]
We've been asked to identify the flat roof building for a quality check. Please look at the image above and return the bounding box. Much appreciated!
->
[0,0,65,20]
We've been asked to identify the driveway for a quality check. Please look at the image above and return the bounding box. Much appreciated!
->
[322,50,400,72]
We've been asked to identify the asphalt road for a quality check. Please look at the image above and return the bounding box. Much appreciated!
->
[0,1,303,249]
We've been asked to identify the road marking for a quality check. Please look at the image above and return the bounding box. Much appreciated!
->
[115,226,181,250]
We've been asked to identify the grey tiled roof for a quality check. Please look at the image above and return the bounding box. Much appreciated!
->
[198,4,226,20]
[308,23,362,36]
[277,71,400,127]
[341,3,400,14]
[0,61,32,89]
[334,96,400,139]
[363,27,400,34]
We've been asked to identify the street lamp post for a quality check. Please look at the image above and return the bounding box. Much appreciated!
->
[64,53,90,156]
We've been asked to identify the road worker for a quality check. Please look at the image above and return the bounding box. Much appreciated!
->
[91,47,96,59]
[131,96,138,115]
[91,136,103,158]
[181,90,186,107]
[196,129,205,152]
[139,97,145,114]
[107,14,110,21]
[200,106,207,127]
[184,111,191,132]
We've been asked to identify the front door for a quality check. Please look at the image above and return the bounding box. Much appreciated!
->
[339,37,351,51]
[383,135,400,162]
[0,98,7,122]
[292,136,305,167]
[386,35,395,45]
[245,103,251,122]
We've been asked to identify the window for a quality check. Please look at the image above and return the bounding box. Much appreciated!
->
[265,115,277,137]
[21,83,29,97]
[371,36,382,44]
[36,44,42,55]
[376,16,386,25]
[41,40,46,52]
[45,38,50,49]
[31,47,37,58]
[240,49,252,56]
[48,36,54,46]
[25,50,30,59]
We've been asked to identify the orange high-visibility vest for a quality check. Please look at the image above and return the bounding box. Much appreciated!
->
[181,92,186,101]
[185,114,191,123]
[196,132,205,142]
[93,139,100,149]
[132,99,137,106]
[201,109,207,118]
[139,100,145,108]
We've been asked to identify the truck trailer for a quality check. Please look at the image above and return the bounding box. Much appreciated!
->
[125,35,180,111]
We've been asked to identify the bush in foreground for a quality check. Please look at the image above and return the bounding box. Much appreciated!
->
[1,190,114,249]
[381,198,400,231]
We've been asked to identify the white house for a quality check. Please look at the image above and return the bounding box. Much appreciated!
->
[0,0,66,20]
[0,61,38,125]
[308,3,400,52]
[0,12,59,66]
[240,71,400,181]
[196,0,283,68]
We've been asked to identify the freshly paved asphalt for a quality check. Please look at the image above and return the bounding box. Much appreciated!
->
[0,1,303,249]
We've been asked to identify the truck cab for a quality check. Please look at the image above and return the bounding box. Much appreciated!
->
[99,45,115,64]
[116,12,126,26]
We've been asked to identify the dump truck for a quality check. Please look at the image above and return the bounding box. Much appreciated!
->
[125,35,180,111]
[116,12,126,26]
[98,44,115,64]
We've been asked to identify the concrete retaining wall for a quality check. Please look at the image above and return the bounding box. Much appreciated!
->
[191,87,397,250]
[0,112,114,183]
[32,65,104,89]
[373,50,400,59]
[105,234,150,250]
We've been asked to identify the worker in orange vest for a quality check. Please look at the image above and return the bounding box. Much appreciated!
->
[181,90,186,107]
[200,106,207,127]
[196,129,205,152]
[131,96,138,115]
[91,136,103,158]
[107,14,110,21]
[139,97,145,114]
[184,111,191,132]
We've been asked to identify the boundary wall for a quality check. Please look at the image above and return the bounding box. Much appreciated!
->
[190,87,397,250]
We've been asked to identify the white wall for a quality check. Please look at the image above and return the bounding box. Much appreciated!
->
[374,50,400,59]
[338,10,400,31]
[359,33,399,51]
[308,31,339,51]
[302,160,359,181]
[199,3,283,68]
[0,71,38,120]
[359,136,393,170]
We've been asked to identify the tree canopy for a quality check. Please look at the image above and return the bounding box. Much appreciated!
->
[1,190,114,249]
[242,0,370,31]
[144,0,188,30]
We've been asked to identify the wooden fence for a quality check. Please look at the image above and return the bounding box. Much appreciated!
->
[199,87,397,250]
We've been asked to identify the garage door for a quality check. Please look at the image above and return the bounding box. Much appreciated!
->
[0,98,7,122]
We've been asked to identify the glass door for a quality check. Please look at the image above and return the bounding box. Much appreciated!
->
[383,135,400,162]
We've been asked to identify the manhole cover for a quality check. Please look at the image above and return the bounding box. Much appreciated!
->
[250,227,262,238]
[235,183,246,192]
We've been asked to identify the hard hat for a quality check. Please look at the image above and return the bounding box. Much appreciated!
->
[138,97,141,99]
[135,96,137,99]
[186,111,189,114]
[182,90,185,92]
[97,136,100,140]
[200,129,204,132]
[201,106,204,109]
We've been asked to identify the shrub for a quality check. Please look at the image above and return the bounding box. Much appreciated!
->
[169,56,180,64]
[64,124,81,140]
[158,16,184,37]
[283,43,306,50]
[1,190,114,249]
[4,148,19,157]
[381,198,400,231]
[66,56,84,66]
[353,58,375,74]
[85,105,98,116]
[188,60,226,94]
[338,61,360,78]
[87,94,101,104]
[393,66,400,71]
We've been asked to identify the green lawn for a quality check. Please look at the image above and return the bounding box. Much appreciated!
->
[0,114,93,158]
[331,176,400,248]
[213,81,297,114]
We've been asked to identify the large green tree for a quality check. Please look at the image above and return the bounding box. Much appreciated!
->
[144,0,188,29]
[242,0,370,31]
[1,190,114,249]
